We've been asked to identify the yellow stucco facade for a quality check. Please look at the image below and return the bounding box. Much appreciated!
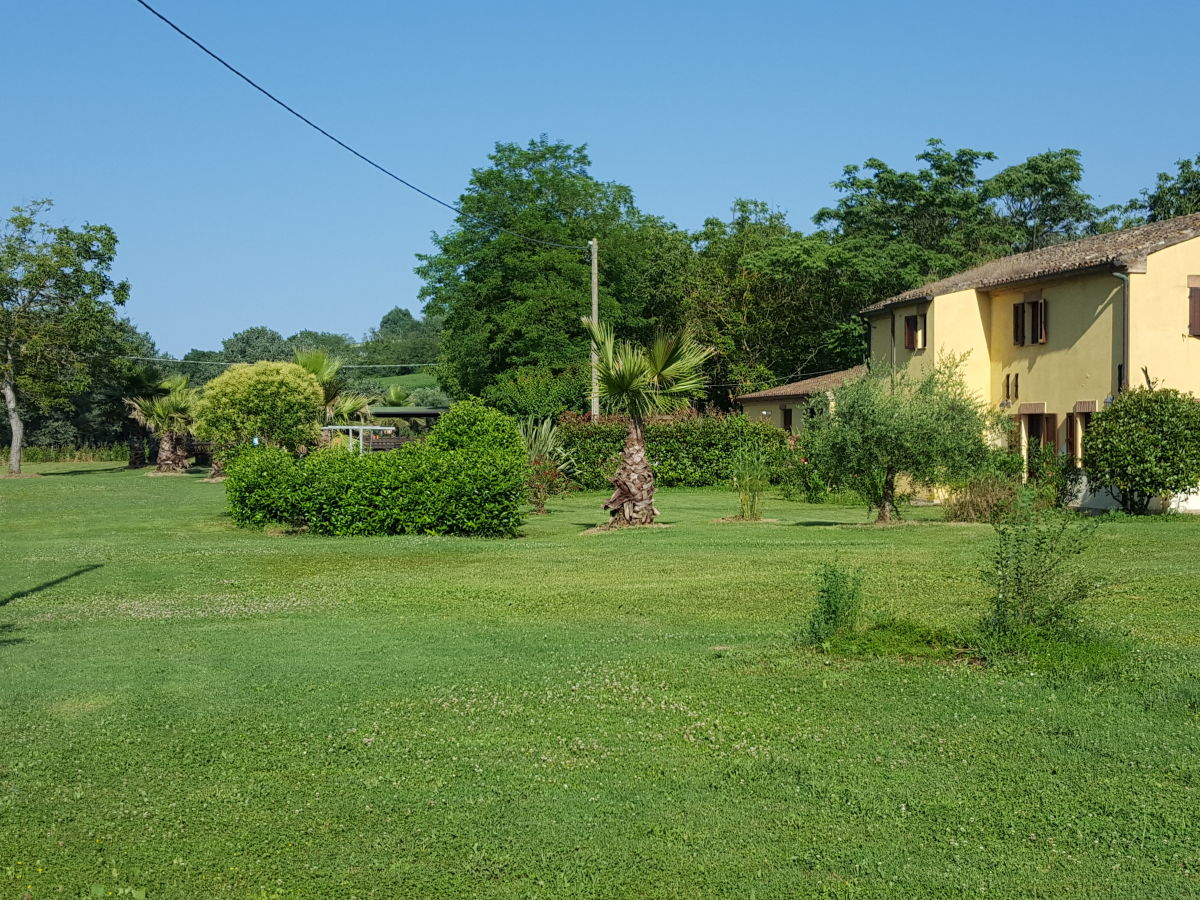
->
[865,233,1200,509]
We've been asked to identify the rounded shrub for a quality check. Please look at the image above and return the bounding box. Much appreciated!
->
[194,361,324,458]
[1083,387,1200,514]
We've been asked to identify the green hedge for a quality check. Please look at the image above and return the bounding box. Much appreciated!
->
[558,415,789,489]
[225,400,528,537]
[1,444,130,463]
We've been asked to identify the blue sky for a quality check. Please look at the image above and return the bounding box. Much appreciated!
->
[5,0,1198,356]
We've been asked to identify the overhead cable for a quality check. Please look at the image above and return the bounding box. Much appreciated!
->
[132,0,590,251]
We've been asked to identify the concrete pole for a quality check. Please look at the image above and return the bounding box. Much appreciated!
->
[590,237,600,419]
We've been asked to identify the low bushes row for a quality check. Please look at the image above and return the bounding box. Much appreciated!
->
[224,400,528,537]
[558,414,789,490]
[1,443,130,463]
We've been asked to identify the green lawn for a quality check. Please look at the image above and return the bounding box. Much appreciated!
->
[2,464,1197,898]
[376,372,439,393]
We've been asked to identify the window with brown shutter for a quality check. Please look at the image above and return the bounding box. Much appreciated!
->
[782,407,793,431]
[1043,413,1058,453]
[1037,299,1048,343]
[1190,286,1200,337]
[1066,414,1077,464]
[1013,304,1025,345]
[904,315,917,350]
[1013,373,1019,399]
[1004,374,1011,401]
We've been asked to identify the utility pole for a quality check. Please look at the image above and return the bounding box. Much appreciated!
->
[590,237,600,418]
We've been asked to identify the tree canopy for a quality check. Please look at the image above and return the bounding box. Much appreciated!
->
[1,200,133,473]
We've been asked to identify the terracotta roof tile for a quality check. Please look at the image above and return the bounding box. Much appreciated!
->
[736,365,866,402]
[860,213,1200,315]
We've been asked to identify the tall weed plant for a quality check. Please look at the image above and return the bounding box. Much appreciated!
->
[805,563,865,645]
[730,444,771,519]
[980,500,1098,648]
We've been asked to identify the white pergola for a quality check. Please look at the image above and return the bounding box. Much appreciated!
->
[320,425,396,454]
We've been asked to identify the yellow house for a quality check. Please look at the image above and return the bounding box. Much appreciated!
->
[859,212,1200,510]
[736,366,865,431]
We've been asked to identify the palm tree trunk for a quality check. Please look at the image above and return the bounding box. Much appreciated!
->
[604,416,659,526]
[156,432,189,473]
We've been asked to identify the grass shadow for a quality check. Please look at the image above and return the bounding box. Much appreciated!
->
[1,564,103,607]
[0,624,29,647]
[39,466,128,477]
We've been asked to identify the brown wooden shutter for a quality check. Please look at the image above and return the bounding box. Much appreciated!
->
[1039,299,1048,343]
[1013,304,1024,345]
[904,316,916,350]
[1004,374,1011,401]
[1013,373,1019,399]
[1190,287,1200,337]
[1043,414,1058,452]
[1066,413,1076,462]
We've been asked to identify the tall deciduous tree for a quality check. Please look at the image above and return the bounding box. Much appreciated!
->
[1,200,130,474]
[417,137,688,397]
[1127,154,1200,223]
[984,149,1115,251]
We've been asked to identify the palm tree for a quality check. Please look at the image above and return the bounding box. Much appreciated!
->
[126,375,198,474]
[582,319,712,526]
[294,349,377,424]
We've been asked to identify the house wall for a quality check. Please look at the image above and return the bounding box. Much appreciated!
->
[740,399,791,429]
[1129,235,1200,395]
[988,270,1123,451]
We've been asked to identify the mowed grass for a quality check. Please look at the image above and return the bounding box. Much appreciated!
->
[1,464,1197,898]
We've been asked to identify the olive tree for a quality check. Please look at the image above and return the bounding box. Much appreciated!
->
[1083,386,1200,514]
[806,359,991,523]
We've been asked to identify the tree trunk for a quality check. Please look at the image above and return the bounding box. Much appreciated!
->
[876,466,897,524]
[604,417,658,526]
[3,370,23,476]
[156,432,189,474]
[126,423,148,468]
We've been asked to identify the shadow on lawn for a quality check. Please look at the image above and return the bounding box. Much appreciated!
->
[0,624,29,648]
[1,564,103,607]
[39,466,129,477]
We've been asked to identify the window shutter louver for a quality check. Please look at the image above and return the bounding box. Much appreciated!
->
[1189,287,1200,337]
[1039,299,1048,343]
[904,316,917,350]
[1044,414,1058,452]
[1013,304,1024,345]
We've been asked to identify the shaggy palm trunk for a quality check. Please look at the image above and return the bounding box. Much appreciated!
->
[155,432,189,473]
[604,416,658,526]
[876,466,897,524]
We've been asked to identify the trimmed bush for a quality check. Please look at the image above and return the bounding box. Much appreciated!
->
[194,361,324,459]
[225,400,528,537]
[559,414,788,490]
[1083,386,1200,514]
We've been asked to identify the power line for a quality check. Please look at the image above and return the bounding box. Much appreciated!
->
[123,355,436,369]
[132,0,590,252]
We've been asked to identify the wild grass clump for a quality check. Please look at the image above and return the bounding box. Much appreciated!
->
[977,502,1099,653]
[944,475,1019,523]
[730,444,771,520]
[804,563,865,645]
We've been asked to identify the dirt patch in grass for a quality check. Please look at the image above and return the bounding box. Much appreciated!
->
[580,523,674,535]
[714,516,781,524]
